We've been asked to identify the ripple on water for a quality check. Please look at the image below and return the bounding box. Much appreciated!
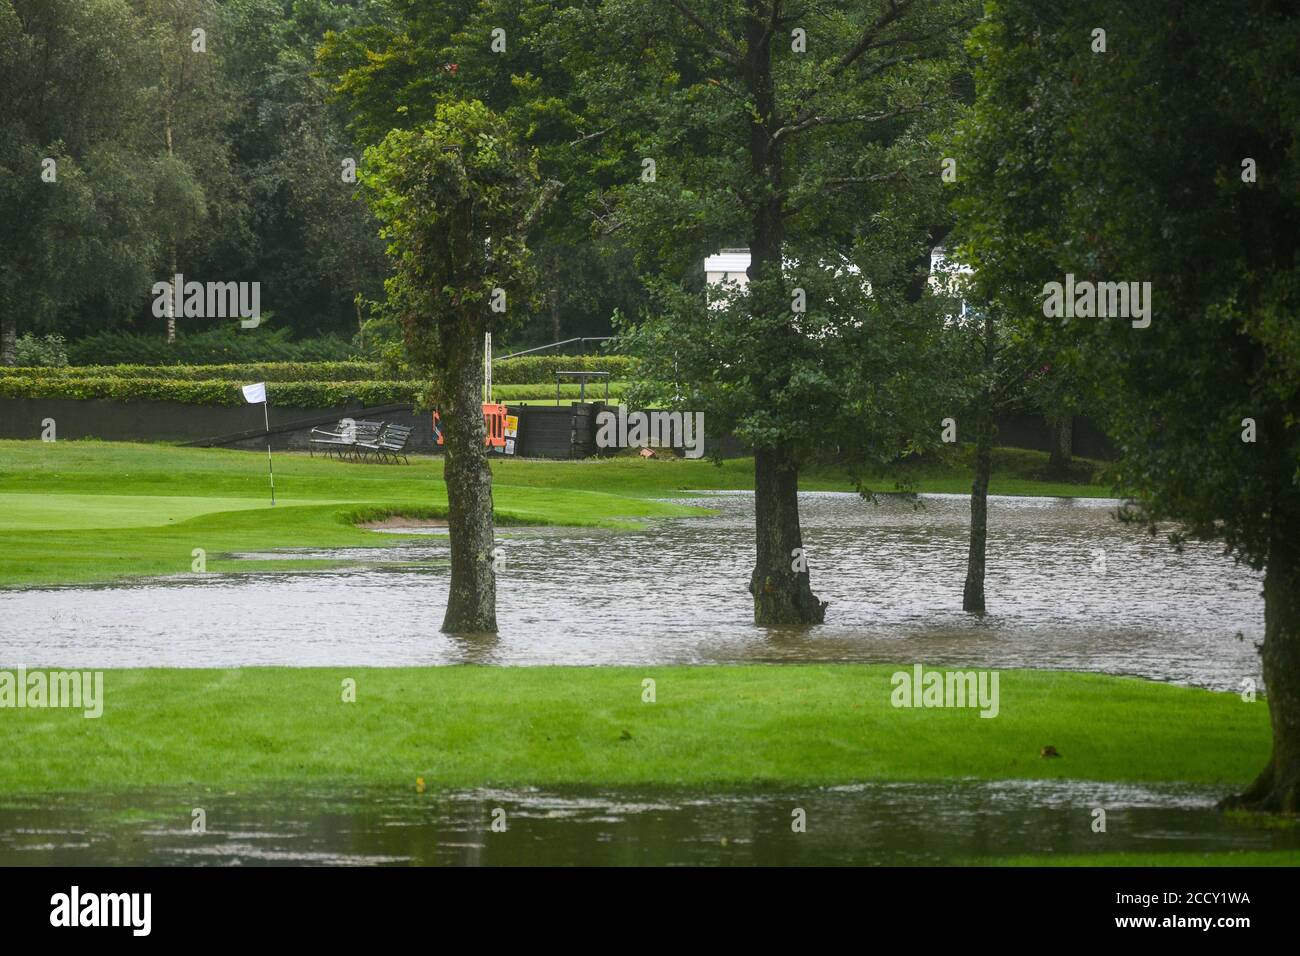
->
[0,493,1263,688]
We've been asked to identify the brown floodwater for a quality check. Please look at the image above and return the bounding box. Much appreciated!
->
[0,493,1263,690]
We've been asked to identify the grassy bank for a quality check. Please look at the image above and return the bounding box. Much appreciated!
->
[0,440,1107,588]
[0,665,1267,796]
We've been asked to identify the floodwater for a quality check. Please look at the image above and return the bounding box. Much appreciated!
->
[0,493,1261,689]
[1,780,1293,866]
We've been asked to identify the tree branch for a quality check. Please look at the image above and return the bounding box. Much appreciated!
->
[772,102,928,141]
[668,0,744,65]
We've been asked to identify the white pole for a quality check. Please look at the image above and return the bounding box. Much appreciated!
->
[263,399,275,506]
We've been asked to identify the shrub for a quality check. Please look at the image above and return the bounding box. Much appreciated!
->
[13,333,69,367]
[0,361,388,382]
[492,355,635,384]
[66,326,358,366]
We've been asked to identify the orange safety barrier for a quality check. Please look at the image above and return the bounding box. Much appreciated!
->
[482,403,507,448]
[433,405,508,448]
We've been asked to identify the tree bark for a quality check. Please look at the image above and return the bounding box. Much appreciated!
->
[751,443,827,625]
[741,3,823,626]
[1221,519,1300,813]
[440,320,497,634]
[165,111,177,344]
[962,409,993,613]
[0,312,16,366]
[963,310,996,613]
[1046,413,1073,478]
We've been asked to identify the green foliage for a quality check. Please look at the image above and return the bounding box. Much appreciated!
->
[957,0,1300,569]
[0,374,421,408]
[491,354,633,384]
[65,327,357,366]
[12,333,69,367]
[565,0,979,472]
[361,99,553,396]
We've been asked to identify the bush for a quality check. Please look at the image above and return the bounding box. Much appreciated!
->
[13,333,69,367]
[66,326,358,366]
[492,355,635,384]
[0,371,630,407]
[0,375,423,408]
[3,354,636,385]
[0,361,388,382]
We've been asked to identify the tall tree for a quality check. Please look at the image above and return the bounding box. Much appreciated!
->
[362,100,555,633]
[320,0,648,350]
[0,0,159,363]
[567,0,978,624]
[135,0,242,342]
[959,1,1300,810]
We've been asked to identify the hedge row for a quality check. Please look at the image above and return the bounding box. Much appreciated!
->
[0,354,636,385]
[0,376,422,408]
[0,376,627,407]
[490,355,636,384]
[0,361,388,382]
[66,328,357,366]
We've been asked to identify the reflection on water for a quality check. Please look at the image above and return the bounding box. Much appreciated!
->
[0,493,1263,689]
[1,780,1292,866]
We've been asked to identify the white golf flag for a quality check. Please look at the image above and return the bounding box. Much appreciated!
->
[241,382,267,404]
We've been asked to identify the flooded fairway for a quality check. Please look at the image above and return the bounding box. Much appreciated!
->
[0,780,1293,866]
[0,493,1263,689]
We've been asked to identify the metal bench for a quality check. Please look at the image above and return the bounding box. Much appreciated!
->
[309,419,383,459]
[357,423,413,464]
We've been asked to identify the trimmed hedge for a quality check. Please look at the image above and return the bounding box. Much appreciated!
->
[0,376,422,408]
[0,362,389,382]
[0,355,635,386]
[0,375,626,407]
[491,354,635,384]
[66,328,357,366]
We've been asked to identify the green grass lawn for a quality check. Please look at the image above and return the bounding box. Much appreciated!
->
[0,439,1108,588]
[0,665,1268,795]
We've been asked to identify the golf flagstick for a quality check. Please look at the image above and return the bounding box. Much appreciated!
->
[242,382,275,505]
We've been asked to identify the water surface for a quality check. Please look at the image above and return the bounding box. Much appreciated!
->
[0,493,1262,689]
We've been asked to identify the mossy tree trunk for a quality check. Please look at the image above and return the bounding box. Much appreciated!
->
[751,443,827,625]
[1223,514,1300,813]
[963,309,996,614]
[439,314,497,635]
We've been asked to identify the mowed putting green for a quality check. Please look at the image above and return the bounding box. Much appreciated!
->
[0,439,1106,588]
[0,492,341,530]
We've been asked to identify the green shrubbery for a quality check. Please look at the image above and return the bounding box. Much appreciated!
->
[13,334,70,367]
[0,375,422,408]
[0,374,625,407]
[0,351,634,406]
[0,361,389,382]
[491,354,635,384]
[66,327,357,366]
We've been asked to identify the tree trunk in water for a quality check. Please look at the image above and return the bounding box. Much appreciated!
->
[750,444,827,625]
[1047,414,1073,478]
[0,312,16,366]
[741,8,821,625]
[1221,522,1300,812]
[963,410,993,613]
[440,326,497,634]
[964,310,996,614]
